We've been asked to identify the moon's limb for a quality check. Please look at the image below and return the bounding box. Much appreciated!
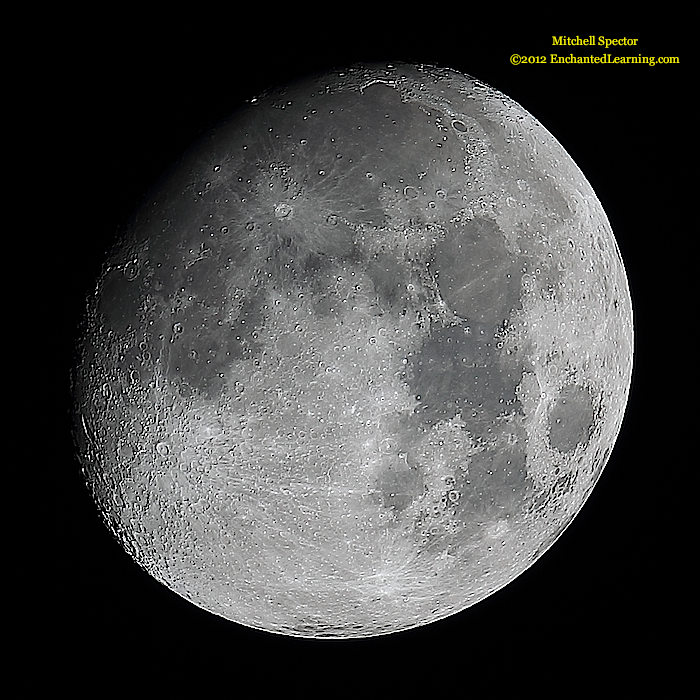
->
[72,62,633,638]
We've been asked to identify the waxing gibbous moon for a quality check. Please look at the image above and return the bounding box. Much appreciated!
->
[71,62,633,638]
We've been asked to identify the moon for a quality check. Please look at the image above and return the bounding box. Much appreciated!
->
[71,61,633,638]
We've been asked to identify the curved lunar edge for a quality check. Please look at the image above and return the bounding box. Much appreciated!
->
[72,62,633,638]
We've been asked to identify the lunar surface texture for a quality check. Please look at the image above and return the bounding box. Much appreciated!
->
[72,62,633,638]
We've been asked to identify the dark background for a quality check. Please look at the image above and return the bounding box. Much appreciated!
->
[41,13,687,686]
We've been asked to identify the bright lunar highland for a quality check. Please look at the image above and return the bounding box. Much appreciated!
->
[72,62,633,638]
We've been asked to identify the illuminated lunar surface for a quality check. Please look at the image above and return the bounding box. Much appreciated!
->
[71,62,633,638]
